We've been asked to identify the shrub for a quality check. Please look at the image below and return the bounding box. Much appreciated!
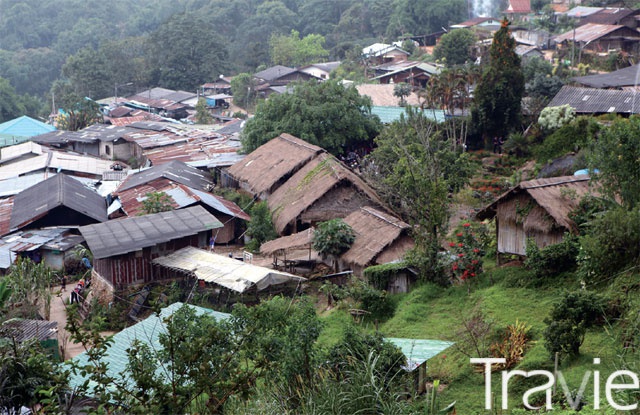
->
[534,116,596,163]
[447,222,485,286]
[543,290,605,360]
[524,235,579,278]
[363,262,408,291]
[245,201,277,252]
[538,104,575,131]
[577,207,640,284]
[349,281,396,321]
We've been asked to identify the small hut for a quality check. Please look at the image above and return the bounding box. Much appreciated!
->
[476,175,596,259]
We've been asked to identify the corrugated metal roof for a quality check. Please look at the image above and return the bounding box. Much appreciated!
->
[190,188,251,220]
[0,116,56,138]
[554,23,626,43]
[371,106,445,124]
[0,228,76,269]
[10,173,107,230]
[118,160,213,192]
[547,85,640,114]
[152,247,305,293]
[68,302,229,394]
[79,205,222,259]
[1,319,57,342]
[0,141,44,163]
[385,338,454,371]
[565,6,604,17]
[572,63,640,88]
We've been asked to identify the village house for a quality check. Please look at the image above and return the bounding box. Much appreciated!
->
[515,45,545,63]
[450,17,502,30]
[152,247,305,305]
[504,0,532,21]
[571,63,640,89]
[4,173,107,235]
[0,115,56,148]
[547,85,640,115]
[339,207,415,280]
[267,152,385,235]
[553,23,640,55]
[79,205,223,302]
[298,61,341,80]
[362,43,410,66]
[112,161,250,244]
[226,133,324,199]
[370,61,440,88]
[476,175,596,261]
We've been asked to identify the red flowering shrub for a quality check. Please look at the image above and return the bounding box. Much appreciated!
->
[449,223,484,284]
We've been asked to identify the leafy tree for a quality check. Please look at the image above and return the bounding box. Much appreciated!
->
[433,29,478,66]
[230,73,257,110]
[269,30,329,67]
[140,192,174,215]
[588,116,640,209]
[241,80,382,155]
[472,18,525,145]
[312,219,356,271]
[386,0,466,38]
[5,257,54,319]
[61,46,112,99]
[146,12,229,90]
[56,93,102,131]
[393,82,412,106]
[366,108,473,283]
[544,291,605,359]
[194,97,213,124]
[0,338,65,415]
[245,201,278,252]
[0,77,26,122]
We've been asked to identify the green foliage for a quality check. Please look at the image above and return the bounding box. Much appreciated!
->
[433,29,477,66]
[0,338,65,414]
[393,82,412,106]
[269,30,329,67]
[588,116,640,209]
[364,262,409,290]
[577,206,640,283]
[534,116,596,163]
[0,77,27,122]
[349,281,397,321]
[139,191,174,215]
[57,93,102,131]
[312,218,355,258]
[472,18,525,141]
[538,104,575,132]
[241,80,382,156]
[524,235,579,279]
[367,108,474,283]
[245,201,277,252]
[230,73,257,110]
[194,97,212,124]
[386,0,467,38]
[447,223,485,285]
[543,290,605,359]
[146,12,229,90]
[5,257,54,318]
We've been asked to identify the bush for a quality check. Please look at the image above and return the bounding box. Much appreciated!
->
[349,281,396,321]
[534,117,595,164]
[577,207,640,284]
[543,290,605,360]
[245,201,277,252]
[524,235,579,279]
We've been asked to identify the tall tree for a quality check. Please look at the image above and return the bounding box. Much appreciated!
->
[269,30,329,67]
[0,77,26,122]
[366,108,472,283]
[241,80,382,155]
[471,18,525,145]
[146,12,229,90]
[433,29,478,66]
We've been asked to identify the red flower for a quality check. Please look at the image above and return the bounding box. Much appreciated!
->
[449,242,456,247]
[458,243,464,247]
[456,233,463,237]
[473,248,480,253]
[471,273,476,277]
[472,260,479,265]
[452,263,458,271]
[463,223,471,227]
[458,253,465,257]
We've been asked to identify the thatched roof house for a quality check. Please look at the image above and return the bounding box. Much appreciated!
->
[476,175,595,257]
[340,207,414,276]
[227,134,323,198]
[267,153,385,235]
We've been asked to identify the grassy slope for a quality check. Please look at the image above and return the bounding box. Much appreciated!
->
[317,262,629,413]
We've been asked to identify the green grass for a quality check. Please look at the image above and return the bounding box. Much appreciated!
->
[316,264,638,413]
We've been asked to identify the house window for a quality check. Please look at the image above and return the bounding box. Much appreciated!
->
[105,145,111,156]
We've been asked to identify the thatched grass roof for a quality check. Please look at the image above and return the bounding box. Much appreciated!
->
[260,228,314,256]
[227,134,323,195]
[477,175,595,233]
[268,153,384,234]
[340,207,411,267]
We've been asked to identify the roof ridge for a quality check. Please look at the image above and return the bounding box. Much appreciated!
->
[361,206,407,229]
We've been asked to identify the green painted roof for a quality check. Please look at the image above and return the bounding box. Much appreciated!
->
[371,106,446,124]
[68,302,230,394]
[0,116,55,142]
[385,338,454,371]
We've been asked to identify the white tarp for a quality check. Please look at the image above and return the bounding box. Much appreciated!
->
[152,246,305,293]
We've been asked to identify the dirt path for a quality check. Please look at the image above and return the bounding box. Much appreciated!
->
[48,286,87,360]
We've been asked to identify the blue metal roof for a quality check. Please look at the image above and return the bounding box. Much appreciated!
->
[0,116,56,138]
[68,302,230,394]
[385,338,454,371]
[371,106,446,124]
